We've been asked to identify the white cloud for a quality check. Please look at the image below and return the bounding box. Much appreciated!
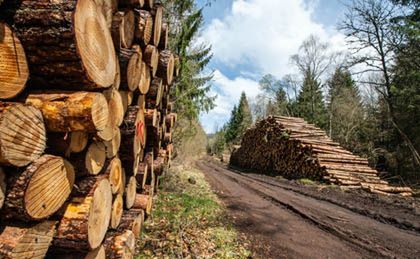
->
[199,0,348,133]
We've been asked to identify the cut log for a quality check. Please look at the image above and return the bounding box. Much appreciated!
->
[96,119,115,142]
[72,142,107,176]
[119,46,143,91]
[143,45,159,76]
[1,0,116,89]
[139,61,151,94]
[0,167,5,209]
[153,156,165,176]
[54,176,112,251]
[124,176,137,209]
[47,132,89,157]
[0,221,56,259]
[158,23,169,50]
[137,94,146,109]
[110,193,123,229]
[173,55,180,77]
[25,92,109,133]
[3,155,75,221]
[104,126,121,159]
[103,230,135,259]
[111,10,135,50]
[119,90,133,114]
[144,109,159,128]
[0,22,29,99]
[103,89,125,127]
[113,54,121,90]
[119,0,145,8]
[117,209,144,238]
[135,10,153,45]
[132,194,152,216]
[147,78,163,107]
[156,50,174,85]
[103,157,123,194]
[151,4,163,46]
[0,102,46,167]
[136,162,148,190]
[47,245,106,259]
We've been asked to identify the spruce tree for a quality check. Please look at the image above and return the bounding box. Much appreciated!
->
[237,92,253,139]
[296,71,327,128]
[225,105,239,144]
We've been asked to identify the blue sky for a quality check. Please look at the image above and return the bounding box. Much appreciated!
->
[196,0,349,133]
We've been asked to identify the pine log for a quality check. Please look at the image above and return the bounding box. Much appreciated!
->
[143,45,159,76]
[0,102,46,167]
[132,194,152,216]
[103,230,135,259]
[0,221,56,259]
[151,4,163,46]
[110,193,123,229]
[103,89,125,127]
[119,46,143,91]
[153,156,165,176]
[103,157,123,194]
[136,162,148,190]
[137,94,146,109]
[71,142,107,176]
[113,54,121,90]
[134,10,153,45]
[117,209,144,238]
[0,168,5,209]
[124,176,137,209]
[156,50,174,85]
[139,61,151,94]
[25,92,109,133]
[0,22,29,99]
[144,108,159,128]
[119,90,133,114]
[111,10,135,50]
[147,78,163,107]
[3,155,75,221]
[158,23,169,50]
[104,126,121,159]
[54,176,112,251]
[1,0,117,89]
[47,132,89,157]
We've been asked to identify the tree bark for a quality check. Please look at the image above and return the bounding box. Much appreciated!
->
[1,0,117,89]
[54,176,112,251]
[3,155,75,221]
[0,102,46,167]
[135,10,153,46]
[118,46,143,91]
[156,50,174,85]
[117,209,144,238]
[111,10,135,50]
[25,92,109,133]
[103,230,135,259]
[143,45,159,76]
[0,22,29,99]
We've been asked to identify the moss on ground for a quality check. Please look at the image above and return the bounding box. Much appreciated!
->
[136,164,251,258]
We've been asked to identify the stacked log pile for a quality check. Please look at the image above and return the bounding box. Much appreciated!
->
[230,116,413,196]
[0,0,178,258]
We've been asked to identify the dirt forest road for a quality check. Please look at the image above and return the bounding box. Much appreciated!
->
[196,159,420,259]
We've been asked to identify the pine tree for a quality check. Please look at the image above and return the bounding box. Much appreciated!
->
[225,105,239,144]
[237,92,253,139]
[296,71,327,128]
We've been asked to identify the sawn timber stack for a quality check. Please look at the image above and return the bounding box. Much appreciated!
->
[0,0,179,258]
[230,116,413,196]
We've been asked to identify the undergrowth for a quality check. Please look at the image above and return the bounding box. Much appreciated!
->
[136,164,251,258]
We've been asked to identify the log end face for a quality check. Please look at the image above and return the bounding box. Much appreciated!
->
[85,142,107,175]
[92,93,109,132]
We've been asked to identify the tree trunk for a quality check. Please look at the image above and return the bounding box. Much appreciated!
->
[110,193,123,229]
[143,45,159,76]
[3,155,75,221]
[0,102,46,167]
[151,4,163,47]
[158,23,169,50]
[25,92,109,133]
[117,209,144,238]
[71,142,107,176]
[156,50,174,85]
[111,10,135,50]
[124,176,137,209]
[104,126,121,159]
[0,221,56,259]
[0,22,29,99]
[103,230,135,259]
[54,176,112,251]
[134,10,153,46]
[1,0,117,89]
[119,46,143,91]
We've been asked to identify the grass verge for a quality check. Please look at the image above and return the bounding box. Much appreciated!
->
[136,163,251,258]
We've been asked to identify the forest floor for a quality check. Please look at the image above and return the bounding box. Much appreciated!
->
[136,160,252,258]
[196,157,420,259]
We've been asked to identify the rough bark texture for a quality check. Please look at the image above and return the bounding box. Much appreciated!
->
[132,194,152,216]
[0,102,46,167]
[0,22,29,99]
[2,155,75,221]
[25,92,109,133]
[54,176,112,251]
[0,221,57,259]
[156,50,174,85]
[143,45,159,76]
[136,162,148,190]
[103,230,135,259]
[146,78,163,107]
[118,46,143,91]
[117,209,144,238]
[135,10,153,45]
[0,0,117,89]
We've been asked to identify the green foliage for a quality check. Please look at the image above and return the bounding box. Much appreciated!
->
[296,71,328,129]
[257,74,290,116]
[225,92,253,145]
[161,0,216,121]
[208,126,227,155]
